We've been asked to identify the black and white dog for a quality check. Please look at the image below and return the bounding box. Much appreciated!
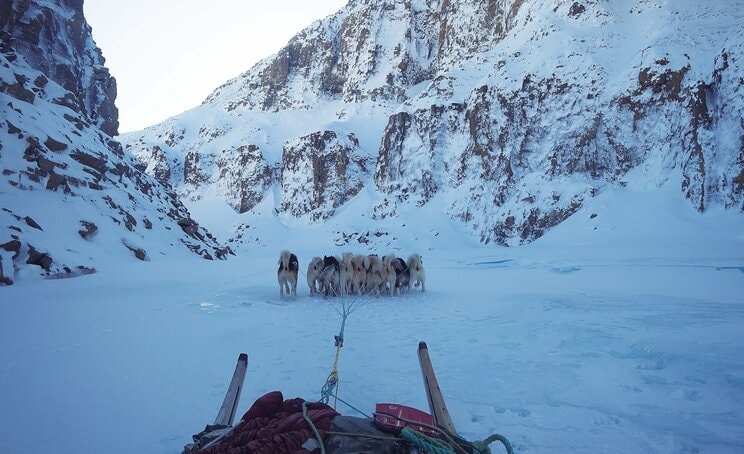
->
[320,255,341,297]
[277,250,299,298]
[392,257,410,294]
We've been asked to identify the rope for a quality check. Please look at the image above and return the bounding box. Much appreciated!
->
[327,392,371,418]
[401,427,456,454]
[301,401,326,454]
[320,295,368,407]
[312,286,514,454]
[319,314,344,407]
[324,430,399,442]
[471,432,515,454]
[325,394,513,454]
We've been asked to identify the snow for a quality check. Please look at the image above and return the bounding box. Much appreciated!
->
[3,0,743,452]
[1,182,743,453]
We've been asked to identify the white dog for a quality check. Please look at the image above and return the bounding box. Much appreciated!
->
[365,254,384,295]
[339,252,354,295]
[351,254,367,295]
[277,250,299,297]
[306,256,323,296]
[381,253,398,295]
[407,253,425,292]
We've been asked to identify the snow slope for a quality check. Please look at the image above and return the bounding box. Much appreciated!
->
[1,182,742,453]
[122,0,744,248]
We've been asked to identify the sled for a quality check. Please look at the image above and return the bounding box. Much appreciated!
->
[183,343,512,454]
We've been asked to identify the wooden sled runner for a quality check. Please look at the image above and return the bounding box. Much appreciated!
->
[183,353,247,452]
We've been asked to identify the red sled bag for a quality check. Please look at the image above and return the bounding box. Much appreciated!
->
[373,403,438,436]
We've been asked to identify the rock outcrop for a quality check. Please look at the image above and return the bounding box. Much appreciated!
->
[216,144,273,213]
[279,131,369,221]
[0,0,118,136]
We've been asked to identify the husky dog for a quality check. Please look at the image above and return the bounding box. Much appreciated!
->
[339,252,354,295]
[381,253,398,295]
[407,253,425,292]
[351,254,367,295]
[365,254,384,295]
[320,255,341,297]
[392,257,410,293]
[306,256,324,296]
[277,250,299,297]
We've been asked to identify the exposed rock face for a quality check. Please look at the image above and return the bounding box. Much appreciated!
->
[0,0,232,285]
[203,0,523,111]
[183,150,210,187]
[374,48,744,245]
[1,0,118,136]
[78,220,98,239]
[122,0,743,248]
[216,144,272,213]
[142,145,171,185]
[280,131,369,221]
[435,0,521,68]
[128,124,274,214]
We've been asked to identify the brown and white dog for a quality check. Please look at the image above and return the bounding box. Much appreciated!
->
[277,250,299,297]
[407,253,425,292]
[339,252,354,295]
[306,256,323,296]
[351,254,367,295]
[365,254,384,295]
[381,253,398,295]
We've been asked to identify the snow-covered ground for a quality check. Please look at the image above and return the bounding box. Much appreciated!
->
[1,183,743,453]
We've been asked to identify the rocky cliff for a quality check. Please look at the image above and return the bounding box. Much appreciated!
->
[0,0,230,285]
[280,131,370,221]
[1,0,118,136]
[123,0,744,248]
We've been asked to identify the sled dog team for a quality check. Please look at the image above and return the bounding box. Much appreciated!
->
[277,249,425,298]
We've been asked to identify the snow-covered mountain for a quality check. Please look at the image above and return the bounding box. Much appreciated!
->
[0,0,231,286]
[123,0,744,249]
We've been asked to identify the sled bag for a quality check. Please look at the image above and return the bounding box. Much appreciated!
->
[373,403,437,436]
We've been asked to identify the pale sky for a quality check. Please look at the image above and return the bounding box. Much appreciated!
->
[84,0,348,134]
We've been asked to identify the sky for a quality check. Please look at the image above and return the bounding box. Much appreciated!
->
[84,0,348,134]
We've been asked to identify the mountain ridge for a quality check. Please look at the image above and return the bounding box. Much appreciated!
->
[122,0,743,249]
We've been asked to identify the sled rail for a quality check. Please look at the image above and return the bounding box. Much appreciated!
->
[183,353,248,453]
[214,353,248,426]
[418,341,458,435]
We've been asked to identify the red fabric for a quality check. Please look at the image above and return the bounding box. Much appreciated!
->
[198,391,339,454]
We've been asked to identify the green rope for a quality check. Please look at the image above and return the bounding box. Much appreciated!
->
[327,392,371,418]
[471,433,515,454]
[401,427,456,454]
[302,401,326,454]
[401,426,515,454]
